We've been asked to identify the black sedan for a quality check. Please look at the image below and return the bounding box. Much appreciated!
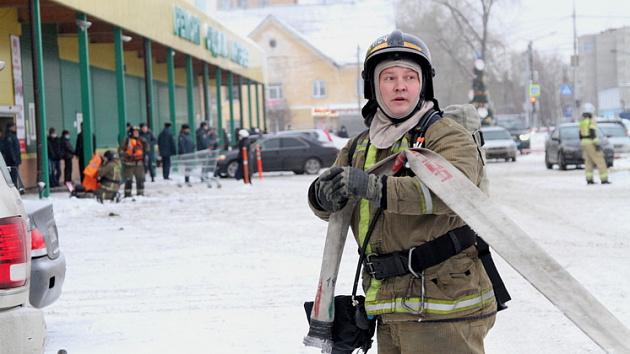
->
[545,123,614,170]
[216,134,339,178]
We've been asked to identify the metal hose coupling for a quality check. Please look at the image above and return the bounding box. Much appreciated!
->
[303,319,334,353]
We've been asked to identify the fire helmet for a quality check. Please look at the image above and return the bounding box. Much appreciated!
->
[362,29,436,105]
[103,150,118,161]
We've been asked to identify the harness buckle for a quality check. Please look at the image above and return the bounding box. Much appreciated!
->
[364,253,385,281]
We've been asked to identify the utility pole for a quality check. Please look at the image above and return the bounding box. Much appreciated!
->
[572,1,580,121]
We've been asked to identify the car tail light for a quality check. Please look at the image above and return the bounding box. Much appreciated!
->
[31,228,47,257]
[0,216,29,288]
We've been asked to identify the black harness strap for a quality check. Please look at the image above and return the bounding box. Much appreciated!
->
[364,225,477,280]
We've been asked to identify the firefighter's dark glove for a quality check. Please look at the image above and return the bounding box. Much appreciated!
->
[595,144,602,152]
[313,167,348,213]
[329,166,383,204]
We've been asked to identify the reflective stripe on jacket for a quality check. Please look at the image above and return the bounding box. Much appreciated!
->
[579,118,599,145]
[309,117,496,322]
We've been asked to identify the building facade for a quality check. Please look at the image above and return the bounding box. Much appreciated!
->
[249,15,364,134]
[0,0,266,194]
[578,27,630,117]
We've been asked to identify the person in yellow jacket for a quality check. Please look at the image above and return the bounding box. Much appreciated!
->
[579,112,610,184]
[118,126,149,197]
[308,30,496,353]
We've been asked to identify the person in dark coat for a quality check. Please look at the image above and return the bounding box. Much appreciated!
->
[47,127,62,187]
[76,122,96,183]
[60,130,76,183]
[139,123,157,182]
[2,122,21,185]
[178,124,194,184]
[195,122,211,151]
[157,122,176,180]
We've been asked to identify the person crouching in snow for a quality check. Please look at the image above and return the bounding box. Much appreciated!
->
[73,150,122,202]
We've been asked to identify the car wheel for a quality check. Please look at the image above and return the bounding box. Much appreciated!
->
[558,152,567,170]
[511,156,517,162]
[544,153,553,169]
[226,160,239,178]
[303,158,322,175]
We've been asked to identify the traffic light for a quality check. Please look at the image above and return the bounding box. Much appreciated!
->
[529,96,537,103]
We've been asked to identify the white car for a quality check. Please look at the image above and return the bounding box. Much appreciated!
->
[599,123,630,155]
[0,154,47,352]
[277,129,350,150]
[480,126,518,162]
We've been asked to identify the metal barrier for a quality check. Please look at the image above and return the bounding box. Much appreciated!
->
[170,149,221,188]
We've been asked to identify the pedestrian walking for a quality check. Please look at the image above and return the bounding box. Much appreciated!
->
[307,29,497,353]
[157,122,176,180]
[119,126,149,197]
[579,112,610,184]
[60,130,75,183]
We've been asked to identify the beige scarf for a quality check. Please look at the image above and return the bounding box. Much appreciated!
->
[369,100,434,149]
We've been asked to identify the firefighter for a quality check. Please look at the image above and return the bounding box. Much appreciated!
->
[579,112,610,184]
[119,126,149,197]
[308,30,497,353]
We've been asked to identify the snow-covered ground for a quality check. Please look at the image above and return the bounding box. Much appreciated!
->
[31,131,630,353]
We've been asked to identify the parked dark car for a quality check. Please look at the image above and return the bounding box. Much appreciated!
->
[216,134,339,178]
[494,117,531,153]
[545,123,614,170]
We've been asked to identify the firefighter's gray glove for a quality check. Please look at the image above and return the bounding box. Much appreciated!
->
[313,167,348,213]
[595,144,602,152]
[329,166,383,204]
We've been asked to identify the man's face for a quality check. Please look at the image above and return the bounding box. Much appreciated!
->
[133,129,140,137]
[378,66,421,117]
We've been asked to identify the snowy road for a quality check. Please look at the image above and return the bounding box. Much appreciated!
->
[32,135,630,353]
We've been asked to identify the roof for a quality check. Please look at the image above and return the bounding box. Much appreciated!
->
[209,0,396,65]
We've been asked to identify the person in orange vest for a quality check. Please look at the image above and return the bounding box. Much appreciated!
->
[82,152,103,191]
[118,126,149,197]
[72,150,122,203]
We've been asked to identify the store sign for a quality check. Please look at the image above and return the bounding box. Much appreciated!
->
[173,7,250,68]
[231,41,249,68]
[205,26,249,68]
[10,35,26,153]
[173,6,200,44]
[205,26,228,58]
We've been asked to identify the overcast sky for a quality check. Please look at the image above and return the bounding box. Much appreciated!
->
[494,0,630,61]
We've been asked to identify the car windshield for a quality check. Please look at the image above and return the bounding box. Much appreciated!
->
[599,125,627,138]
[483,130,512,140]
[496,119,527,130]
